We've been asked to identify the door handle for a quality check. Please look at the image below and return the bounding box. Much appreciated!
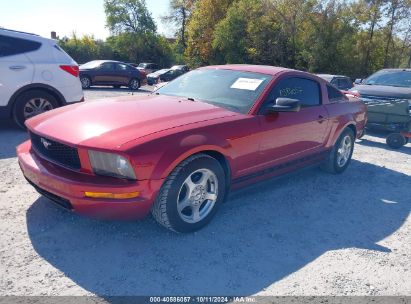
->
[317,115,326,123]
[9,65,26,71]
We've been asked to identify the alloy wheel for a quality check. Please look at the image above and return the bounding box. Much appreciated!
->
[177,168,218,224]
[336,135,352,167]
[23,98,54,119]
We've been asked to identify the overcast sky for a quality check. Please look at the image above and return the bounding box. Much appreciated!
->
[0,0,171,39]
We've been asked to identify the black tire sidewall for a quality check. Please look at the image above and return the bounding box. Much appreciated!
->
[386,133,406,149]
[165,157,226,233]
[332,128,355,173]
[13,90,59,129]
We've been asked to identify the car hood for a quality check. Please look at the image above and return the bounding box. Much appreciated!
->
[26,95,238,150]
[351,85,411,99]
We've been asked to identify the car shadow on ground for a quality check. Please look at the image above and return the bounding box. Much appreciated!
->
[26,160,410,296]
[0,119,28,159]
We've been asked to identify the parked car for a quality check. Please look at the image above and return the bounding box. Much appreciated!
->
[0,28,83,128]
[172,64,189,72]
[79,60,145,90]
[147,66,187,85]
[317,74,353,90]
[351,69,411,106]
[17,65,366,232]
[137,62,159,75]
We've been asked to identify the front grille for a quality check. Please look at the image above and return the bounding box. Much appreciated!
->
[25,177,73,210]
[30,132,81,170]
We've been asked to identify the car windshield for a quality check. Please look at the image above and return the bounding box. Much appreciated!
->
[156,69,272,114]
[138,63,148,68]
[80,61,103,69]
[365,70,411,88]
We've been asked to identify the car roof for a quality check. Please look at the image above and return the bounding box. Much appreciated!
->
[0,28,54,44]
[376,68,411,72]
[317,73,350,78]
[202,64,294,76]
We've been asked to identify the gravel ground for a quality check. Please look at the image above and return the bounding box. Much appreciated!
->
[0,89,410,296]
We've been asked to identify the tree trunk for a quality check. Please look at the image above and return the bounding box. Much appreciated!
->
[383,1,398,68]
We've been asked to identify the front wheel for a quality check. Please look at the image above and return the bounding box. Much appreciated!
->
[80,76,91,89]
[321,128,355,174]
[151,154,226,233]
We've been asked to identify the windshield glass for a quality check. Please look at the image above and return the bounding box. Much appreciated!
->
[80,61,103,69]
[156,69,272,113]
[365,70,411,88]
[138,63,148,68]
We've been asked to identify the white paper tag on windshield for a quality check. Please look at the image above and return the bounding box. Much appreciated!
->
[231,78,264,91]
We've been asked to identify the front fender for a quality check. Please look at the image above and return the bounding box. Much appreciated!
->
[128,132,233,181]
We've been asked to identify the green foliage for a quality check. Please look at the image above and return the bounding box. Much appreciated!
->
[184,0,411,76]
[104,0,156,34]
[58,0,411,77]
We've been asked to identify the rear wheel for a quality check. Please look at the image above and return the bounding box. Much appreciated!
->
[13,90,59,129]
[80,76,91,89]
[151,154,226,233]
[386,133,406,149]
[321,128,355,174]
[129,78,140,90]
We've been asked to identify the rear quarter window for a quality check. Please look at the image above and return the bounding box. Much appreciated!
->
[0,35,41,57]
[327,84,346,102]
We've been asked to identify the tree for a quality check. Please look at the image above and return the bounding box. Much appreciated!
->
[185,0,235,66]
[104,0,156,34]
[162,0,196,51]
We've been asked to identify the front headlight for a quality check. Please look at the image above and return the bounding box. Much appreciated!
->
[88,150,136,180]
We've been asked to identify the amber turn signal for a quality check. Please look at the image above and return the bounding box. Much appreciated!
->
[84,191,140,199]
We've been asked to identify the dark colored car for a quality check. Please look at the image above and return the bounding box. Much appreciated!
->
[147,66,188,85]
[351,69,411,106]
[79,60,145,90]
[18,65,366,232]
[317,74,353,90]
[137,62,160,75]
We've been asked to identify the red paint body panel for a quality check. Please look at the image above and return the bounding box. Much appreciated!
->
[17,65,367,221]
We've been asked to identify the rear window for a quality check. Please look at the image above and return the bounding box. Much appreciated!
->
[0,35,41,57]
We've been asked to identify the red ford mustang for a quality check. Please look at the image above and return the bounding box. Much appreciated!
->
[17,65,367,232]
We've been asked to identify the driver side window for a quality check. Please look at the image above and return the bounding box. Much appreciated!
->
[262,77,321,112]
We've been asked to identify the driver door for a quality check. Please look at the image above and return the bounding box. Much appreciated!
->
[257,76,329,169]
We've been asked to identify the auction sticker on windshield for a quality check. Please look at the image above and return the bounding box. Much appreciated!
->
[231,78,264,91]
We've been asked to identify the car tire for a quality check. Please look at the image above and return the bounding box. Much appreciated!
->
[129,78,140,90]
[80,76,91,89]
[321,128,355,174]
[13,90,59,129]
[386,133,406,149]
[151,153,226,233]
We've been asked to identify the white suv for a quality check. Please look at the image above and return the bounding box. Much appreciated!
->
[0,29,84,128]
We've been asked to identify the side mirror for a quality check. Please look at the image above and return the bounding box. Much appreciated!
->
[266,98,301,114]
[354,78,363,85]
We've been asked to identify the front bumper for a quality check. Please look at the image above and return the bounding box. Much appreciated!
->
[17,140,164,220]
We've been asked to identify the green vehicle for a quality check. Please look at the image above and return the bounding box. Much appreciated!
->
[366,100,411,149]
